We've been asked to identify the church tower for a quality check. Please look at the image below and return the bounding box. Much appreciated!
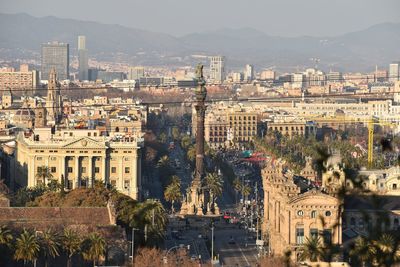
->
[35,101,47,127]
[46,68,62,124]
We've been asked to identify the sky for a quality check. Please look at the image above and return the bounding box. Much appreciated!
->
[1,0,399,37]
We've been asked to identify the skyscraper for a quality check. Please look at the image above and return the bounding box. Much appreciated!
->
[127,66,145,80]
[78,36,89,81]
[209,56,225,84]
[41,42,69,80]
[389,62,400,82]
[244,64,254,81]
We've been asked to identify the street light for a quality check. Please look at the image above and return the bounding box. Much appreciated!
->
[34,230,43,267]
[129,228,139,266]
[211,223,214,267]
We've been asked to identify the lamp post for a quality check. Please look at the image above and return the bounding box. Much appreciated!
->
[211,223,214,266]
[34,230,43,267]
[130,228,138,266]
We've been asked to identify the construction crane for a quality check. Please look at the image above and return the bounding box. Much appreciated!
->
[299,114,398,168]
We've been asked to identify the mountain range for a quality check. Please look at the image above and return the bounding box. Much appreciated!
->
[1,13,399,72]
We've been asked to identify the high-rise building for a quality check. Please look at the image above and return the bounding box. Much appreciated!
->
[78,36,89,81]
[260,70,276,80]
[41,42,69,80]
[244,64,254,81]
[389,62,400,82]
[0,65,39,91]
[127,67,145,80]
[209,56,225,84]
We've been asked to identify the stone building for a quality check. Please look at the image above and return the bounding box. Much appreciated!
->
[193,102,259,149]
[14,127,143,200]
[268,119,317,139]
[262,159,342,261]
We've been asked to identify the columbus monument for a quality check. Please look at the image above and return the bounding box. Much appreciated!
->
[180,64,220,217]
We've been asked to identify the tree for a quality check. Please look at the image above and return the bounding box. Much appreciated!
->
[181,135,192,150]
[172,126,180,141]
[157,155,170,169]
[130,199,168,244]
[159,132,167,144]
[35,166,53,185]
[39,229,60,267]
[232,177,242,204]
[187,145,196,162]
[299,236,323,262]
[62,229,81,267]
[82,233,106,267]
[14,229,40,267]
[350,236,376,267]
[164,177,182,214]
[0,225,13,265]
[204,172,223,204]
[242,184,252,201]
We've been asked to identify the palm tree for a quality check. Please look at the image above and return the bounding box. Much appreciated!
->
[62,229,81,267]
[350,236,376,267]
[35,166,53,185]
[14,229,40,267]
[169,175,181,187]
[232,177,242,205]
[82,233,106,267]
[204,172,223,204]
[180,135,192,150]
[39,229,60,267]
[130,199,168,244]
[300,236,322,262]
[187,145,196,162]
[157,155,170,168]
[242,184,252,201]
[0,225,13,265]
[164,181,182,214]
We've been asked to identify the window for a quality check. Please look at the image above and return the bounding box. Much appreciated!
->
[296,227,304,244]
[111,180,117,187]
[51,167,56,173]
[37,157,43,161]
[81,167,86,173]
[125,167,130,174]
[393,184,397,190]
[37,167,42,173]
[68,167,73,173]
[310,228,318,239]
[94,167,100,173]
[124,180,130,189]
[111,167,117,173]
[311,210,317,218]
[323,229,332,245]
[325,211,331,217]
[297,210,304,217]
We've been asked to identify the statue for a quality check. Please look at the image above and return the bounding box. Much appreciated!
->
[195,63,204,80]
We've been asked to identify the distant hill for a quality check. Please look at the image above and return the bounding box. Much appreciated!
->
[1,13,399,71]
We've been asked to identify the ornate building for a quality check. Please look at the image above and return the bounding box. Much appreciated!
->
[46,68,63,125]
[262,158,342,262]
[14,127,143,200]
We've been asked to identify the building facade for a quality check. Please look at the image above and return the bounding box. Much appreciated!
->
[262,159,341,261]
[209,56,225,84]
[15,128,143,200]
[389,62,400,82]
[41,42,69,80]
[0,66,39,91]
[78,36,89,81]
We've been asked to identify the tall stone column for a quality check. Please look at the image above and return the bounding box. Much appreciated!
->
[101,156,107,184]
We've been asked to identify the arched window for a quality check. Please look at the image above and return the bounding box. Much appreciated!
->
[311,210,317,218]
[115,127,119,132]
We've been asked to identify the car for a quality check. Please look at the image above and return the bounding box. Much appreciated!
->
[223,212,231,220]
[228,237,235,244]
[190,255,197,261]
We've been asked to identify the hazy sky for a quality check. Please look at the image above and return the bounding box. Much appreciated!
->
[1,0,399,37]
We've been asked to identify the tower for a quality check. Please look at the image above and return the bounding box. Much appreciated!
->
[35,102,47,127]
[78,36,89,81]
[46,68,62,125]
[180,64,219,217]
[209,56,225,84]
